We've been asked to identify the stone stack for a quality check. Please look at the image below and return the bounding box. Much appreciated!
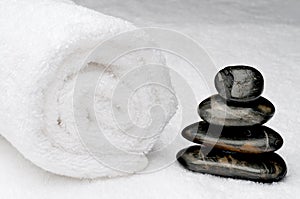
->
[177,65,287,183]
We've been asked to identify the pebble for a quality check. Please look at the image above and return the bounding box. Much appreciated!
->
[177,145,287,183]
[181,121,283,153]
[198,95,275,126]
[215,65,264,102]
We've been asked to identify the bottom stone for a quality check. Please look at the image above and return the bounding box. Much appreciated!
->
[177,145,287,183]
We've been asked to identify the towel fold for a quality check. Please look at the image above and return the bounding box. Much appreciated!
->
[0,0,177,178]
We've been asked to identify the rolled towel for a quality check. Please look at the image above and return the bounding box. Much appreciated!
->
[0,0,177,178]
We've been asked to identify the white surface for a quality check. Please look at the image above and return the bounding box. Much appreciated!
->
[1,0,300,198]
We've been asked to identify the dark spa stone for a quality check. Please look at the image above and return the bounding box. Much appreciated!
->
[176,145,287,183]
[198,94,275,126]
[215,65,264,102]
[181,121,283,154]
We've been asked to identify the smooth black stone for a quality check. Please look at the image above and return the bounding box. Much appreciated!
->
[198,94,275,126]
[182,121,283,154]
[177,145,287,183]
[215,65,264,102]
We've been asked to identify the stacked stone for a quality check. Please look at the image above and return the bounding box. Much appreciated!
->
[177,65,287,183]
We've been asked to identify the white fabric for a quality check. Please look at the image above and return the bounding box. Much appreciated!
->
[0,0,177,178]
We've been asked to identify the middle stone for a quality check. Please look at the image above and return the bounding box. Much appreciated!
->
[198,95,275,126]
[182,121,283,154]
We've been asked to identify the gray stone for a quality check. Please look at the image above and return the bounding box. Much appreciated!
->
[215,65,264,102]
[182,121,283,153]
[198,95,275,126]
[177,145,287,183]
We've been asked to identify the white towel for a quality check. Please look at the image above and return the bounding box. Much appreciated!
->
[0,0,177,178]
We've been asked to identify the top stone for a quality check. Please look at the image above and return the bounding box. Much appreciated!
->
[215,65,264,102]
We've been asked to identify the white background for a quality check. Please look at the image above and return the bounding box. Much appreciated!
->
[1,0,300,198]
